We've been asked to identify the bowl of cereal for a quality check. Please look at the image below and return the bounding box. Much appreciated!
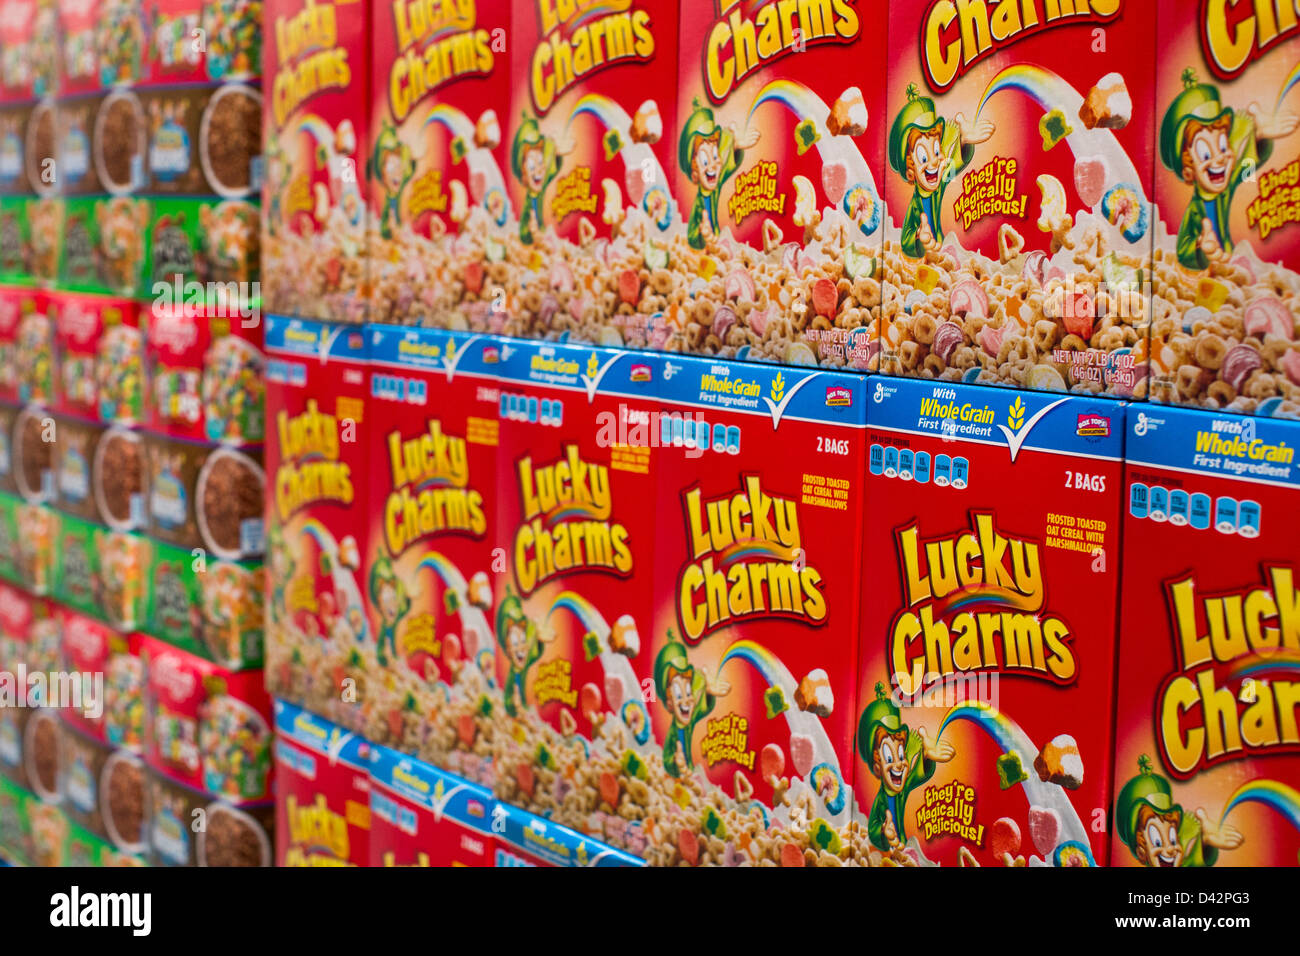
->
[100,750,147,854]
[94,90,147,195]
[198,84,262,199]
[196,801,272,867]
[93,426,145,531]
[195,446,264,560]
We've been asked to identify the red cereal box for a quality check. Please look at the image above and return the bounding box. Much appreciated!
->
[1112,406,1300,866]
[0,285,27,405]
[264,0,368,322]
[94,295,143,426]
[501,0,679,347]
[364,326,499,774]
[0,0,57,101]
[880,1,1155,397]
[58,605,125,744]
[141,634,274,803]
[368,742,495,867]
[273,698,371,866]
[490,341,662,856]
[0,286,53,407]
[58,0,101,96]
[493,799,644,866]
[671,0,885,369]
[143,0,205,86]
[263,316,369,733]
[643,355,866,866]
[367,0,510,329]
[1148,2,1300,418]
[96,0,149,86]
[49,289,102,420]
[143,302,262,444]
[853,379,1125,868]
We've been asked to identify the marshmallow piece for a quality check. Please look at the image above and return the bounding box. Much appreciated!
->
[630,100,662,144]
[338,535,359,569]
[603,674,626,711]
[827,86,868,137]
[449,179,468,222]
[601,177,623,226]
[794,669,834,717]
[821,160,848,205]
[790,733,815,778]
[467,571,491,609]
[1079,72,1132,130]
[334,120,356,155]
[1028,805,1062,857]
[1034,734,1084,789]
[313,182,331,222]
[791,175,819,228]
[610,614,639,657]
[474,109,501,149]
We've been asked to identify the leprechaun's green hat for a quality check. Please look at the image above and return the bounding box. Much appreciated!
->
[678,98,732,175]
[653,631,703,700]
[1160,69,1233,173]
[371,122,409,170]
[1115,755,1183,851]
[494,590,534,650]
[857,681,908,762]
[889,84,943,177]
[511,113,555,182]
[368,551,409,614]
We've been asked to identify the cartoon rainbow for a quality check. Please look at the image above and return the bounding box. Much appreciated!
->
[294,114,337,152]
[300,517,337,553]
[1226,651,1300,683]
[424,103,474,141]
[717,539,792,567]
[938,699,1018,753]
[569,0,626,29]
[719,638,786,687]
[934,585,1041,617]
[1277,61,1300,110]
[569,93,627,137]
[547,590,609,637]
[1220,779,1300,834]
[748,79,819,124]
[544,503,605,526]
[417,552,468,593]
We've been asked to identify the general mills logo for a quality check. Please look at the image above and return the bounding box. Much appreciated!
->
[1133,412,1166,437]
[873,382,886,403]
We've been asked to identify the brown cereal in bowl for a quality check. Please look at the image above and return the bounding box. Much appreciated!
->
[93,426,145,531]
[13,405,54,504]
[95,91,146,195]
[200,84,261,199]
[24,708,60,801]
[198,802,272,867]
[25,103,56,198]
[101,751,146,852]
[196,447,264,560]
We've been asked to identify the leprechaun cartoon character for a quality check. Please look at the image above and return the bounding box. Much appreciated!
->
[857,682,955,851]
[1115,755,1244,867]
[370,123,414,240]
[889,84,995,258]
[511,115,573,245]
[653,634,731,778]
[1162,69,1298,270]
[369,551,410,668]
[496,592,554,716]
[678,99,761,251]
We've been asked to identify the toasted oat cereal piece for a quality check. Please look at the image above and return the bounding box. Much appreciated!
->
[449,179,468,222]
[958,845,980,866]
[1079,72,1131,130]
[792,175,819,228]
[794,669,833,717]
[610,613,640,656]
[1034,734,1083,789]
[998,223,1025,263]
[827,86,868,137]
[601,178,624,225]
[762,219,783,252]
[630,100,662,144]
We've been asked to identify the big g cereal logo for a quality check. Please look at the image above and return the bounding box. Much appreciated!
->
[920,0,1123,93]
[388,0,494,122]
[1200,0,1300,81]
[890,513,1077,693]
[512,445,629,593]
[1157,565,1300,778]
[529,0,654,114]
[272,0,352,128]
[275,399,355,520]
[677,475,826,641]
[383,418,486,554]
[704,0,860,103]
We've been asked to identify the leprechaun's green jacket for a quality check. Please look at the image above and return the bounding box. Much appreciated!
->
[686,149,743,250]
[518,158,563,245]
[502,641,544,717]
[379,195,402,240]
[867,740,937,851]
[900,125,973,258]
[1175,116,1271,270]
[661,688,718,777]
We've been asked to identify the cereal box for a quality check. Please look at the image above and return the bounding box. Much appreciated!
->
[644,355,866,866]
[0,584,59,791]
[95,297,143,426]
[0,404,16,494]
[149,196,262,291]
[50,289,102,421]
[0,776,35,865]
[367,0,509,329]
[0,287,53,406]
[854,379,1125,867]
[264,0,368,322]
[146,538,264,668]
[273,698,371,866]
[140,634,274,803]
[490,341,661,853]
[503,0,680,346]
[368,743,495,867]
[53,413,103,522]
[670,0,885,368]
[0,492,57,594]
[201,0,263,83]
[493,799,645,867]
[97,0,149,86]
[93,425,146,532]
[0,0,58,101]
[58,718,112,837]
[146,766,275,866]
[262,316,369,728]
[84,89,147,195]
[53,511,148,630]
[1112,406,1300,866]
[880,1,1156,396]
[363,327,498,766]
[145,435,265,561]
[13,404,55,504]
[1148,2,1300,418]
[58,604,123,743]
[58,0,100,96]
[144,83,262,197]
[0,103,35,195]
[143,304,264,445]
[142,0,205,86]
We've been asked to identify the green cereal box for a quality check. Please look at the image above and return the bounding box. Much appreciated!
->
[146,537,264,670]
[1148,0,1300,418]
[0,777,34,865]
[0,493,56,594]
[54,511,148,629]
[149,196,262,291]
[0,196,63,286]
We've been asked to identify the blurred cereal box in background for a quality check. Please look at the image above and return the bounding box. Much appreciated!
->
[262,317,368,730]
[263,0,368,321]
[57,0,101,97]
[1148,1,1300,418]
[673,0,885,369]
[367,0,510,329]
[1,0,58,101]
[504,0,679,348]
[880,1,1155,396]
